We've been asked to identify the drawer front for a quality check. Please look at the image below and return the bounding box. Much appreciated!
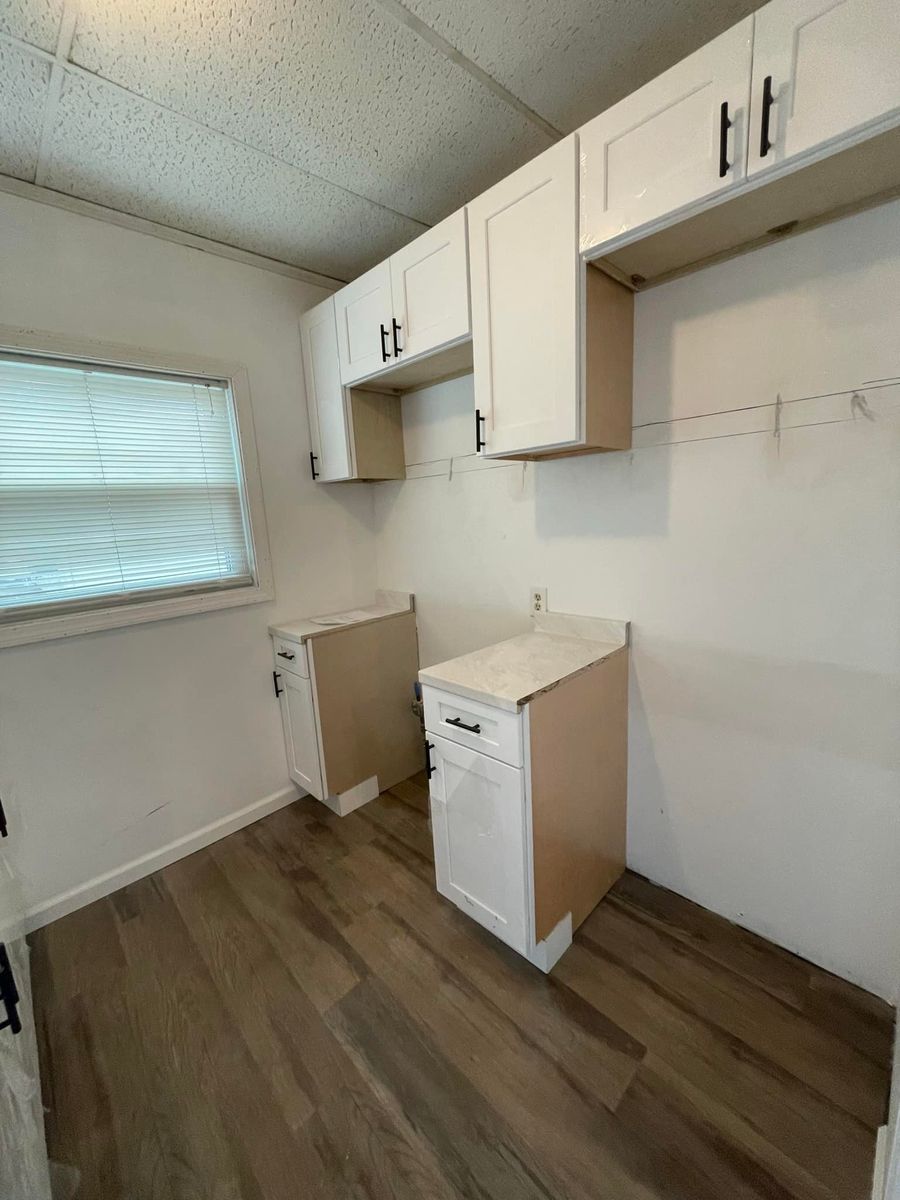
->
[423,685,523,767]
[272,637,309,678]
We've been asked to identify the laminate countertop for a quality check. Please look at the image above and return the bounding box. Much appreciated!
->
[268,590,413,643]
[419,612,629,712]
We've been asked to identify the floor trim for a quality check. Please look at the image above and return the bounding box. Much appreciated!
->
[24,784,302,932]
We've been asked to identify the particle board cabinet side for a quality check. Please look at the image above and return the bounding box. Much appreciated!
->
[349,391,406,480]
[583,265,633,452]
[528,647,628,942]
[310,611,422,797]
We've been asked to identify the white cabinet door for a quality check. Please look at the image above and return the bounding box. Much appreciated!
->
[278,670,324,800]
[468,136,580,457]
[580,18,753,253]
[299,296,352,483]
[389,209,470,363]
[428,734,528,954]
[748,0,900,177]
[335,260,394,385]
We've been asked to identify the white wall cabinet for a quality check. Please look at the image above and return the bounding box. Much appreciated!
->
[468,135,633,460]
[580,18,753,252]
[300,294,405,483]
[299,296,352,483]
[335,211,470,388]
[748,0,900,177]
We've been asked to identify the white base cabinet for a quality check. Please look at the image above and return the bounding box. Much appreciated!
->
[423,645,629,973]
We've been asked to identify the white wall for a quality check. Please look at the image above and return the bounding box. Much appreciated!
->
[0,193,378,921]
[373,201,900,1000]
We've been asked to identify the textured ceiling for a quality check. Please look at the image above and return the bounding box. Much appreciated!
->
[0,0,760,281]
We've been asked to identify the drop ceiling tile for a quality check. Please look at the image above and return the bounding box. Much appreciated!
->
[400,0,761,131]
[68,0,552,225]
[42,73,427,279]
[0,0,64,52]
[0,44,51,180]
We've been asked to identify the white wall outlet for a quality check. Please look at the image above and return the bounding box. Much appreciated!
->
[530,586,548,615]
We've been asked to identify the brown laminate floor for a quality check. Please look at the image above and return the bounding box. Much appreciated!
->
[31,773,894,1200]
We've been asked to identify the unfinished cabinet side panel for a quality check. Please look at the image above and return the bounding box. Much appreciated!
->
[311,612,421,797]
[584,266,634,451]
[348,391,406,480]
[528,648,628,941]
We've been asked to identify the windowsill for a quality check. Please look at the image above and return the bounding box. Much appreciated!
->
[0,582,274,649]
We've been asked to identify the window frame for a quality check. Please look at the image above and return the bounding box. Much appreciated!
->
[0,326,274,648]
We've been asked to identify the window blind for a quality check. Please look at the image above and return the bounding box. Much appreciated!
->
[0,353,255,621]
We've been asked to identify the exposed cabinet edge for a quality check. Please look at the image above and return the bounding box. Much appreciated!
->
[347,390,406,480]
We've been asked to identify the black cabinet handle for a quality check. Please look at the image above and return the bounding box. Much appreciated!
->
[475,408,487,452]
[425,740,436,779]
[718,100,732,178]
[273,671,284,698]
[446,716,482,734]
[392,318,403,357]
[760,74,775,158]
[0,945,21,1037]
[0,795,7,838]
[380,324,390,362]
[309,451,319,480]
[276,651,295,661]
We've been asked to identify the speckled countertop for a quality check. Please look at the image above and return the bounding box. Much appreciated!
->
[268,590,414,643]
[419,612,629,712]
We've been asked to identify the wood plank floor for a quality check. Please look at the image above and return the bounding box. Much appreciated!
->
[31,773,894,1200]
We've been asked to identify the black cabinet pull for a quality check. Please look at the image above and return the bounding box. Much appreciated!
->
[309,451,319,480]
[475,408,487,452]
[380,324,391,362]
[391,318,403,357]
[446,716,482,734]
[718,100,732,178]
[0,944,21,1037]
[760,74,775,158]
[272,671,284,698]
[425,740,436,779]
[0,795,7,838]
[276,650,295,661]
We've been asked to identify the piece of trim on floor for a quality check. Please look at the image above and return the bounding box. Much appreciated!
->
[24,784,302,932]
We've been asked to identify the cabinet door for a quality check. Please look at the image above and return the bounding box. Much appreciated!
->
[334,261,394,385]
[468,136,580,457]
[428,734,528,954]
[748,0,900,177]
[580,18,753,253]
[389,209,470,363]
[299,296,353,483]
[278,670,324,800]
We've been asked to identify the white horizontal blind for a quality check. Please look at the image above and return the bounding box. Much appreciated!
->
[0,353,255,620]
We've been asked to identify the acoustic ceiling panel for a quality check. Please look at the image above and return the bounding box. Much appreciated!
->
[0,44,51,181]
[41,72,427,279]
[0,0,64,53]
[68,0,553,225]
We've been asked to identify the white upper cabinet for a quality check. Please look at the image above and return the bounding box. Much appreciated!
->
[335,260,394,385]
[389,209,470,363]
[580,18,754,253]
[299,296,352,482]
[748,0,900,177]
[468,136,581,457]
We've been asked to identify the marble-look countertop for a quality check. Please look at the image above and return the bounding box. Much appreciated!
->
[419,612,629,712]
[268,590,414,643]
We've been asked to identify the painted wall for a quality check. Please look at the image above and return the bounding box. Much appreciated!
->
[373,201,900,1000]
[0,192,378,922]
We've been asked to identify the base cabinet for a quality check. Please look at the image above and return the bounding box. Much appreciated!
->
[277,670,323,799]
[429,735,529,954]
[424,647,628,972]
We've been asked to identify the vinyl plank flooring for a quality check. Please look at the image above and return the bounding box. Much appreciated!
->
[30,781,893,1200]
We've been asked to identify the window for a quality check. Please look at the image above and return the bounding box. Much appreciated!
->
[0,339,272,646]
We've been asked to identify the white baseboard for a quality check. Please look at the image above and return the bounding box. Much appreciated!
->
[24,784,301,932]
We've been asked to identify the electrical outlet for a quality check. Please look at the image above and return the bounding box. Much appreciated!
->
[530,586,548,615]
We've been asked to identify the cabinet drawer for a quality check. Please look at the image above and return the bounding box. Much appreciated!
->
[423,685,523,767]
[272,637,309,678]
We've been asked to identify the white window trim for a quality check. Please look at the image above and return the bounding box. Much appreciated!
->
[0,325,274,649]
